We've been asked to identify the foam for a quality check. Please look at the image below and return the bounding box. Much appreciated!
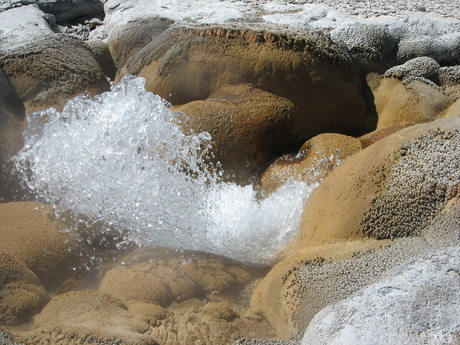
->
[13,76,316,263]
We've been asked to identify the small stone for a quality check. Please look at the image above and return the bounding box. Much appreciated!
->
[43,13,56,26]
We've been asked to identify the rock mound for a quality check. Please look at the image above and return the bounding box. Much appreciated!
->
[0,252,49,325]
[301,245,460,345]
[0,33,109,113]
[249,117,460,338]
[99,247,267,307]
[259,133,362,195]
[297,117,460,247]
[174,84,297,181]
[19,290,155,345]
[117,25,367,179]
[0,202,84,292]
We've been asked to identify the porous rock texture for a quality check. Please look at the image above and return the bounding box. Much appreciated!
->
[301,245,460,344]
[118,25,368,180]
[259,133,362,195]
[0,252,49,325]
[0,34,109,114]
[297,116,460,247]
[0,6,109,114]
[330,22,397,72]
[372,57,455,130]
[249,239,392,338]
[0,329,25,345]
[0,202,84,292]
[249,116,460,339]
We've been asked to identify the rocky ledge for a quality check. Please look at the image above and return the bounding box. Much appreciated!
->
[1,1,460,345]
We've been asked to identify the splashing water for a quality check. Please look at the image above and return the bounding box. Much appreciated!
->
[14,76,316,263]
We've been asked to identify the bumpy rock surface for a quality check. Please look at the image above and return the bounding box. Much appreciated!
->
[361,128,460,239]
[0,5,109,113]
[371,56,460,129]
[0,202,84,292]
[250,193,460,340]
[330,22,396,72]
[118,25,367,179]
[99,247,267,307]
[259,133,362,195]
[0,34,109,113]
[0,329,26,345]
[0,252,49,325]
[9,249,276,345]
[297,117,460,247]
[301,244,460,345]
[16,290,155,345]
[250,117,460,339]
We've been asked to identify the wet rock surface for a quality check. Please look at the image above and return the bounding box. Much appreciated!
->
[0,252,49,324]
[0,0,460,344]
[251,117,460,340]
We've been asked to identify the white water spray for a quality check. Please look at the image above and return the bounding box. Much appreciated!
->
[14,76,316,263]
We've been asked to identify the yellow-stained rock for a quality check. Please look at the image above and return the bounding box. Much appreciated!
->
[99,247,266,307]
[373,77,452,129]
[19,290,154,345]
[0,202,83,292]
[174,84,296,181]
[259,133,362,194]
[120,26,368,181]
[0,252,49,325]
[297,117,460,248]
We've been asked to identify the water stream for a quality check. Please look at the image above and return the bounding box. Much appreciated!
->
[13,76,316,263]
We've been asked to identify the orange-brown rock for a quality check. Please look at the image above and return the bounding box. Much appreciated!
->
[99,247,267,307]
[174,84,297,181]
[442,97,460,119]
[373,77,452,129]
[17,290,155,345]
[359,124,411,148]
[0,34,109,114]
[259,133,362,194]
[249,239,390,338]
[297,116,460,248]
[119,26,368,180]
[0,202,84,292]
[0,68,26,201]
[249,117,460,339]
[0,252,49,325]
[250,201,460,339]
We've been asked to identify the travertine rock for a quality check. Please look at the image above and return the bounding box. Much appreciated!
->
[297,117,460,248]
[0,202,83,292]
[0,252,49,324]
[119,25,367,180]
[259,133,362,195]
[99,247,265,307]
